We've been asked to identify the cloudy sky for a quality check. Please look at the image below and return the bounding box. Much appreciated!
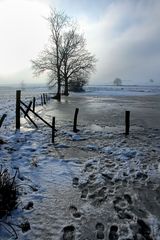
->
[0,0,160,85]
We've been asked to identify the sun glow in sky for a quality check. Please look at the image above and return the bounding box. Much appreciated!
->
[0,0,160,85]
[0,0,49,76]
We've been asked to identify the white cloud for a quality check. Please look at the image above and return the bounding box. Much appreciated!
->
[75,0,160,84]
[0,0,50,77]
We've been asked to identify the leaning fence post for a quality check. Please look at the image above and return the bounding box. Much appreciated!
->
[33,97,36,112]
[73,108,79,133]
[24,101,32,118]
[16,90,21,130]
[0,114,7,128]
[52,117,55,143]
[125,111,130,135]
[20,106,38,129]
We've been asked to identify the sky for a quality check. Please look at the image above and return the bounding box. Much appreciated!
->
[0,0,160,85]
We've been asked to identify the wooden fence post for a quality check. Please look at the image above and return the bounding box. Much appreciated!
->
[41,95,43,106]
[16,90,21,130]
[21,100,55,129]
[33,97,36,112]
[52,117,55,143]
[125,111,130,135]
[73,108,79,133]
[43,93,46,105]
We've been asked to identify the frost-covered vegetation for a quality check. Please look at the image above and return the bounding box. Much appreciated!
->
[0,167,18,219]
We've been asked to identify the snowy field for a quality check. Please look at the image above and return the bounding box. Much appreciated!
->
[0,85,160,240]
[84,85,160,96]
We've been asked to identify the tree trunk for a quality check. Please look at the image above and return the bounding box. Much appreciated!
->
[63,76,69,96]
[55,41,61,101]
[56,78,61,101]
[54,68,61,101]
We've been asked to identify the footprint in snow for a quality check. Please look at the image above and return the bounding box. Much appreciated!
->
[81,188,88,199]
[137,219,153,240]
[69,205,82,219]
[95,222,105,239]
[108,225,119,240]
[113,194,134,220]
[72,177,79,187]
[113,193,132,212]
[88,186,107,207]
[84,162,95,172]
[62,225,75,240]
[124,194,133,204]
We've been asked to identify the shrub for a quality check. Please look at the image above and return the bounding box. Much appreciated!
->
[69,79,87,92]
[0,166,18,218]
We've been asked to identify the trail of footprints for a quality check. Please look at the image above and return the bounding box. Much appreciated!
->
[62,219,153,240]
[62,222,119,240]
[62,164,154,240]
[62,188,153,240]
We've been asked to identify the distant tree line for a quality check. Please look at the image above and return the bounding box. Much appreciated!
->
[113,78,155,86]
[31,9,97,100]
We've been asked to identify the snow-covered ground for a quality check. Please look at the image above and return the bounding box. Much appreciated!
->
[83,85,160,96]
[0,86,160,239]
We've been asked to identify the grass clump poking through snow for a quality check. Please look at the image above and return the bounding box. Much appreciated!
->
[0,166,18,218]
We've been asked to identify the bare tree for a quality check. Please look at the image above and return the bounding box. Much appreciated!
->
[31,9,96,99]
[113,78,122,86]
[32,9,69,101]
[149,79,154,83]
[60,29,96,95]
